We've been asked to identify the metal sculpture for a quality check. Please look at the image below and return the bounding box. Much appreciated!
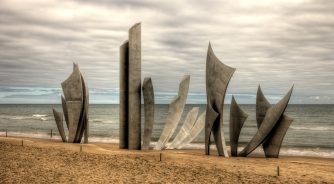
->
[176,111,206,149]
[61,96,69,129]
[119,23,142,150]
[205,43,235,157]
[256,85,294,158]
[119,41,129,149]
[256,85,271,128]
[167,107,199,149]
[229,96,248,156]
[81,74,89,144]
[52,63,89,143]
[52,109,67,142]
[155,75,190,150]
[239,86,293,157]
[142,77,155,150]
[263,115,293,158]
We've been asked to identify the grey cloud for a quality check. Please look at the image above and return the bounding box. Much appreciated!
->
[0,0,333,104]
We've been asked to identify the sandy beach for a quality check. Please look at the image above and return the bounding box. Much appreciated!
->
[0,137,333,184]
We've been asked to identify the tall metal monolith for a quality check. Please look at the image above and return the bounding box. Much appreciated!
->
[119,41,129,149]
[119,23,141,150]
[128,23,141,150]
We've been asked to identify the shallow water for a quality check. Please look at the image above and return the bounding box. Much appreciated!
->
[0,104,333,158]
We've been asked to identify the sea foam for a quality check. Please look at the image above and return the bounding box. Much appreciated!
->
[290,126,334,131]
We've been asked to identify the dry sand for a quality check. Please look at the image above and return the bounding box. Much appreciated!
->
[0,137,333,184]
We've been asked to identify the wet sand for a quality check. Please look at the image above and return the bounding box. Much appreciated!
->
[0,137,333,183]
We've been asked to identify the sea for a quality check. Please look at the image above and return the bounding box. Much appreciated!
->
[0,104,333,158]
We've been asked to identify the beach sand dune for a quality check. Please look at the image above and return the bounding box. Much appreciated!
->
[0,137,333,183]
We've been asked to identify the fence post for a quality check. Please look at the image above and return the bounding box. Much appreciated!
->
[159,153,162,161]
[50,129,53,139]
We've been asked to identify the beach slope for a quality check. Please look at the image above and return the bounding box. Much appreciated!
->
[0,137,333,183]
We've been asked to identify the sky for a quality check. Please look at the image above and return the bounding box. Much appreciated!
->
[0,0,333,104]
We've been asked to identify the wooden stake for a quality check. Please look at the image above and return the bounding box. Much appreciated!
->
[159,153,162,161]
[50,129,53,138]
[277,166,280,176]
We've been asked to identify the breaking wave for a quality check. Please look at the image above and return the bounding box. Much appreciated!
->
[0,114,50,121]
[32,114,48,118]
[290,126,334,131]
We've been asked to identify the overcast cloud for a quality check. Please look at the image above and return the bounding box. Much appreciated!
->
[0,0,333,104]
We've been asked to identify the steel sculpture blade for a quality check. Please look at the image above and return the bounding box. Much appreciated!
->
[176,111,206,149]
[205,43,235,157]
[229,96,248,156]
[263,115,293,158]
[205,102,220,155]
[155,75,190,150]
[83,74,89,144]
[61,95,69,130]
[142,77,155,150]
[256,85,271,128]
[239,86,293,156]
[256,85,294,158]
[61,64,83,102]
[66,101,82,143]
[75,71,89,143]
[167,107,199,149]
[52,108,67,142]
